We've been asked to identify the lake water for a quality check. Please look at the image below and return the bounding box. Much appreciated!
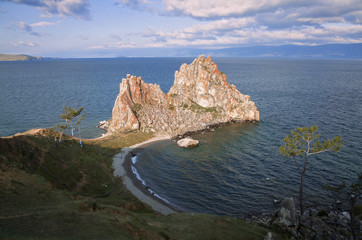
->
[1,58,361,215]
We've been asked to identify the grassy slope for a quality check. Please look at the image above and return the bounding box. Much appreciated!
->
[0,130,283,240]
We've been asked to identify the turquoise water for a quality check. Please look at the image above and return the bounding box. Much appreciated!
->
[1,58,361,215]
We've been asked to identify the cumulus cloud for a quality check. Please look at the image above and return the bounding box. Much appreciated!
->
[149,0,362,47]
[162,0,362,20]
[163,0,284,18]
[141,16,362,48]
[110,0,362,47]
[2,0,91,19]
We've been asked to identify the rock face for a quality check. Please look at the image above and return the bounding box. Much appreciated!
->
[177,138,199,148]
[278,198,297,227]
[106,55,259,137]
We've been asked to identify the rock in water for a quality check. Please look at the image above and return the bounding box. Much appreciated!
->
[107,55,260,137]
[177,138,199,148]
[278,198,297,227]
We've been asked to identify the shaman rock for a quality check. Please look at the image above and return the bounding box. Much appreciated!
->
[107,55,259,137]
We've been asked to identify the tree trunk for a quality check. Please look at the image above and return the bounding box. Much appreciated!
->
[70,121,74,136]
[60,130,64,142]
[300,168,306,215]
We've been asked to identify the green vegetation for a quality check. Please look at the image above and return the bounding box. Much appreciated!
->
[187,100,221,119]
[168,103,175,111]
[0,129,280,239]
[189,99,219,114]
[60,106,86,138]
[279,125,344,215]
[132,103,143,114]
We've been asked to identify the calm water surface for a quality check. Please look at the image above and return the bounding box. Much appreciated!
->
[1,58,361,215]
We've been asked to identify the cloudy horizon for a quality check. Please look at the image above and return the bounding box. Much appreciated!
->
[1,0,361,57]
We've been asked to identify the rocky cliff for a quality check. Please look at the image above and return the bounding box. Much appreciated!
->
[105,55,259,137]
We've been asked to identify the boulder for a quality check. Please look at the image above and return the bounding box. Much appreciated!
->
[177,138,199,148]
[98,120,109,131]
[264,232,275,240]
[106,55,259,137]
[278,197,297,227]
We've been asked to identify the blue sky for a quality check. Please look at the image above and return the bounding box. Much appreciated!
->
[1,0,362,57]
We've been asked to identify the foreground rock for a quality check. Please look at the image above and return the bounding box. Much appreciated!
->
[177,138,199,148]
[104,55,259,137]
[246,199,361,240]
[278,198,297,227]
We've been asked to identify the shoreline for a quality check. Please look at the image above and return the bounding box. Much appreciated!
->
[112,134,180,215]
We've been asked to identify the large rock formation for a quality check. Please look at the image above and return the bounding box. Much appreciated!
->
[106,55,259,137]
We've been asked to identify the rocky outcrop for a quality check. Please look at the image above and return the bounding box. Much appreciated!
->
[177,138,199,148]
[278,198,297,227]
[247,206,361,240]
[105,55,259,137]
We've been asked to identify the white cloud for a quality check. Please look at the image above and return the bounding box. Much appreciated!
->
[134,0,362,47]
[3,0,91,20]
[162,0,362,20]
[10,40,38,47]
[30,21,55,27]
[163,0,287,18]
[141,16,362,48]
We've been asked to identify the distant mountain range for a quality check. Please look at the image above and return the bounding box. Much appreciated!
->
[187,43,362,59]
[0,54,42,61]
[110,43,362,59]
[2,43,361,59]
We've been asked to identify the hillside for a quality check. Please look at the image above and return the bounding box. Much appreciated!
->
[0,129,284,239]
[0,54,42,61]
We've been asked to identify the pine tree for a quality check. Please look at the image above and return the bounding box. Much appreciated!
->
[60,106,84,136]
[279,125,344,215]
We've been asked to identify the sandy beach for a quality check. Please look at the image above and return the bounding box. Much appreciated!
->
[113,134,179,215]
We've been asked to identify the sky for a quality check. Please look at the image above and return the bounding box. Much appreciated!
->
[0,0,362,57]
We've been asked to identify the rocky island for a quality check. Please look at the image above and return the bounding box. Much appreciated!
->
[101,55,259,137]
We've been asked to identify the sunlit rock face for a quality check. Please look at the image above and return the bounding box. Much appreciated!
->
[106,55,259,137]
